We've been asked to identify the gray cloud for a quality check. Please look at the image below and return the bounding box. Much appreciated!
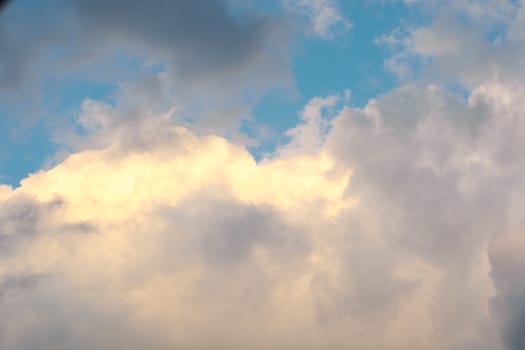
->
[0,273,43,298]
[271,79,525,348]
[322,80,525,349]
[0,0,295,140]
[0,194,99,261]
[71,0,276,80]
[0,0,288,86]
[159,198,310,267]
[0,0,10,12]
[380,0,525,88]
[489,224,525,350]
[0,195,61,256]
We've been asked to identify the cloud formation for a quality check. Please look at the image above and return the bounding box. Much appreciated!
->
[0,123,353,349]
[284,0,351,38]
[2,1,525,350]
[3,76,525,349]
[379,0,525,87]
[0,0,295,132]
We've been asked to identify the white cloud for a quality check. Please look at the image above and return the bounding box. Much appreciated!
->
[379,0,525,87]
[0,118,356,349]
[284,0,352,39]
[4,77,525,349]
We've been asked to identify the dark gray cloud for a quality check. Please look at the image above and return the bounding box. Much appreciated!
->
[155,197,310,269]
[71,0,276,80]
[489,225,525,350]
[0,195,61,255]
[0,0,11,13]
[59,222,97,235]
[0,0,280,82]
[0,0,293,119]
[0,273,44,299]
[0,194,98,258]
[0,1,68,90]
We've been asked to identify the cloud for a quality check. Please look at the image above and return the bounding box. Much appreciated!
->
[378,0,525,87]
[489,225,525,350]
[326,79,525,350]
[2,2,525,349]
[70,0,294,97]
[284,0,351,38]
[4,76,525,349]
[0,0,10,12]
[0,194,63,257]
[0,0,288,88]
[0,0,295,132]
[0,117,356,349]
[0,273,43,299]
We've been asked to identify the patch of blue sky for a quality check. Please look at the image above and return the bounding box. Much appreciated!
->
[0,50,159,186]
[248,0,421,156]
[43,76,117,138]
[43,77,116,113]
[0,78,115,187]
[0,114,56,187]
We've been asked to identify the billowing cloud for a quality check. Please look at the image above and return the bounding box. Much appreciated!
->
[2,2,525,349]
[3,76,525,349]
[324,79,525,350]
[0,120,354,349]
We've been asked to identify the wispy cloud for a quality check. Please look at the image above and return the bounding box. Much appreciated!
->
[283,0,352,38]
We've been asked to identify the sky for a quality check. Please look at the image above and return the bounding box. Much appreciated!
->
[1,0,525,349]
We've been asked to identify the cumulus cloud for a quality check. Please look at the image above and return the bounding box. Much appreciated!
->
[0,123,353,349]
[326,79,525,350]
[3,3,525,348]
[3,76,525,349]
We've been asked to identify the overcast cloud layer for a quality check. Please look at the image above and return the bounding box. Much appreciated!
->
[2,1,525,350]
